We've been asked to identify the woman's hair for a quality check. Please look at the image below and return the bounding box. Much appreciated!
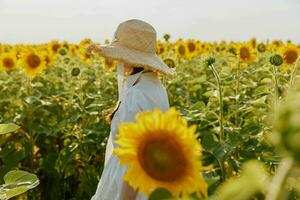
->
[106,66,144,123]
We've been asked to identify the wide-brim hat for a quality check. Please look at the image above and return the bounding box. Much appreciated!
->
[99,19,176,76]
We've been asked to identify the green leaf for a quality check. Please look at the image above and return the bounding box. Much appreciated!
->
[240,124,262,136]
[0,124,20,135]
[149,188,173,200]
[0,170,39,199]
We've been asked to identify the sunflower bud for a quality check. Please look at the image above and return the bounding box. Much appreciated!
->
[71,67,80,76]
[58,48,68,56]
[163,58,176,68]
[257,43,266,53]
[269,54,283,66]
[163,33,170,42]
[273,81,300,163]
[228,47,237,56]
[205,57,216,67]
[64,58,70,64]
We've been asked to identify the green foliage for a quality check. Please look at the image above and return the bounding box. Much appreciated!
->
[0,170,39,200]
[0,124,19,135]
[0,53,299,199]
[149,188,173,200]
[208,160,269,200]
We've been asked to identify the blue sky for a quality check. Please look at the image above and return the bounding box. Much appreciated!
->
[0,0,299,44]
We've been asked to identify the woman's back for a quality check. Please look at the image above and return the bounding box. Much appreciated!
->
[91,71,170,200]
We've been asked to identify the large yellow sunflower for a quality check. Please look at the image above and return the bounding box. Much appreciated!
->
[114,108,208,199]
[237,43,256,64]
[0,51,17,71]
[20,49,46,77]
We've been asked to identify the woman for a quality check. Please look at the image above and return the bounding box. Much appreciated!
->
[87,19,175,200]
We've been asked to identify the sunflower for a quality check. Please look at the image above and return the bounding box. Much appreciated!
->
[102,57,116,71]
[237,43,256,64]
[272,40,283,48]
[114,108,208,199]
[175,39,188,58]
[49,40,61,54]
[0,51,17,71]
[80,47,93,64]
[156,41,166,56]
[163,58,176,68]
[186,39,198,57]
[20,49,46,77]
[281,45,299,65]
[79,38,92,47]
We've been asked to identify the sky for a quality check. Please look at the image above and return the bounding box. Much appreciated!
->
[0,0,299,44]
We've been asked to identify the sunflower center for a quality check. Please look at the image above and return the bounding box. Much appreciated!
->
[188,42,196,53]
[138,136,187,182]
[26,54,41,69]
[3,57,15,69]
[240,47,250,60]
[105,59,113,66]
[178,45,186,56]
[52,44,60,53]
[159,47,165,54]
[284,50,298,64]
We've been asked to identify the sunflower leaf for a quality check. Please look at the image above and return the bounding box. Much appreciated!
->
[149,188,173,200]
[0,170,39,199]
[0,124,20,135]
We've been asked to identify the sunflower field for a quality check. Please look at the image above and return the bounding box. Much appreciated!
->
[0,37,300,200]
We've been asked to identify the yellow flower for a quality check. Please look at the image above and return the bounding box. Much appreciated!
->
[79,38,92,47]
[186,39,198,57]
[102,57,116,71]
[281,45,299,65]
[237,43,256,64]
[272,40,283,48]
[156,41,166,56]
[20,49,46,77]
[176,39,188,59]
[0,51,17,71]
[114,108,208,199]
[49,40,61,54]
[80,48,93,64]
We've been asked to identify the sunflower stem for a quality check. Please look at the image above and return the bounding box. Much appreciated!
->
[289,59,299,89]
[26,77,35,171]
[271,64,279,106]
[208,64,224,141]
[234,60,241,127]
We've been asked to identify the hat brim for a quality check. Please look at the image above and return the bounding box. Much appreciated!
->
[99,45,176,76]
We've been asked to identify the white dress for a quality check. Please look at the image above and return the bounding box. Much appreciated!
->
[91,71,170,200]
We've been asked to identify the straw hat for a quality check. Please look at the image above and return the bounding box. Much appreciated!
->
[99,19,175,76]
